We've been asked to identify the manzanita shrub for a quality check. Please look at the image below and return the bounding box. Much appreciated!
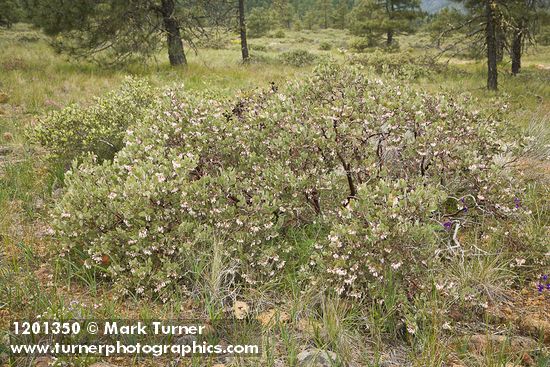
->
[49,64,525,301]
[30,77,155,164]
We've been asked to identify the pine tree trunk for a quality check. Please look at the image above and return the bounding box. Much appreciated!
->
[161,0,187,66]
[238,0,249,62]
[485,0,498,91]
[511,26,522,75]
[496,33,504,63]
[386,29,393,46]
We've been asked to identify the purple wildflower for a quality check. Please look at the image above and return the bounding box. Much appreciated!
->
[538,283,544,293]
[542,274,548,281]
[460,198,468,212]
[443,221,453,230]
[514,197,521,209]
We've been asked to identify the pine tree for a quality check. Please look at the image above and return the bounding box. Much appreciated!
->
[425,8,466,48]
[350,0,422,46]
[303,10,317,29]
[316,0,333,29]
[332,0,350,29]
[0,0,24,28]
[272,0,294,28]
[485,0,499,90]
[444,1,501,90]
[506,0,549,75]
[23,0,227,66]
[238,0,250,62]
[449,0,549,83]
[247,6,277,36]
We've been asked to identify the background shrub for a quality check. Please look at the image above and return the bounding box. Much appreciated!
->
[30,77,155,164]
[349,37,376,52]
[348,50,436,80]
[270,29,286,38]
[279,49,317,67]
[319,41,332,51]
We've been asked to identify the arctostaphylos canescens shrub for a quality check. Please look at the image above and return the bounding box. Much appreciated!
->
[50,64,527,301]
[30,77,155,164]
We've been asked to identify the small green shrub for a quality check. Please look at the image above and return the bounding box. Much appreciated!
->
[349,37,376,52]
[279,49,317,67]
[348,50,436,79]
[270,29,286,38]
[30,77,155,164]
[319,41,332,51]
